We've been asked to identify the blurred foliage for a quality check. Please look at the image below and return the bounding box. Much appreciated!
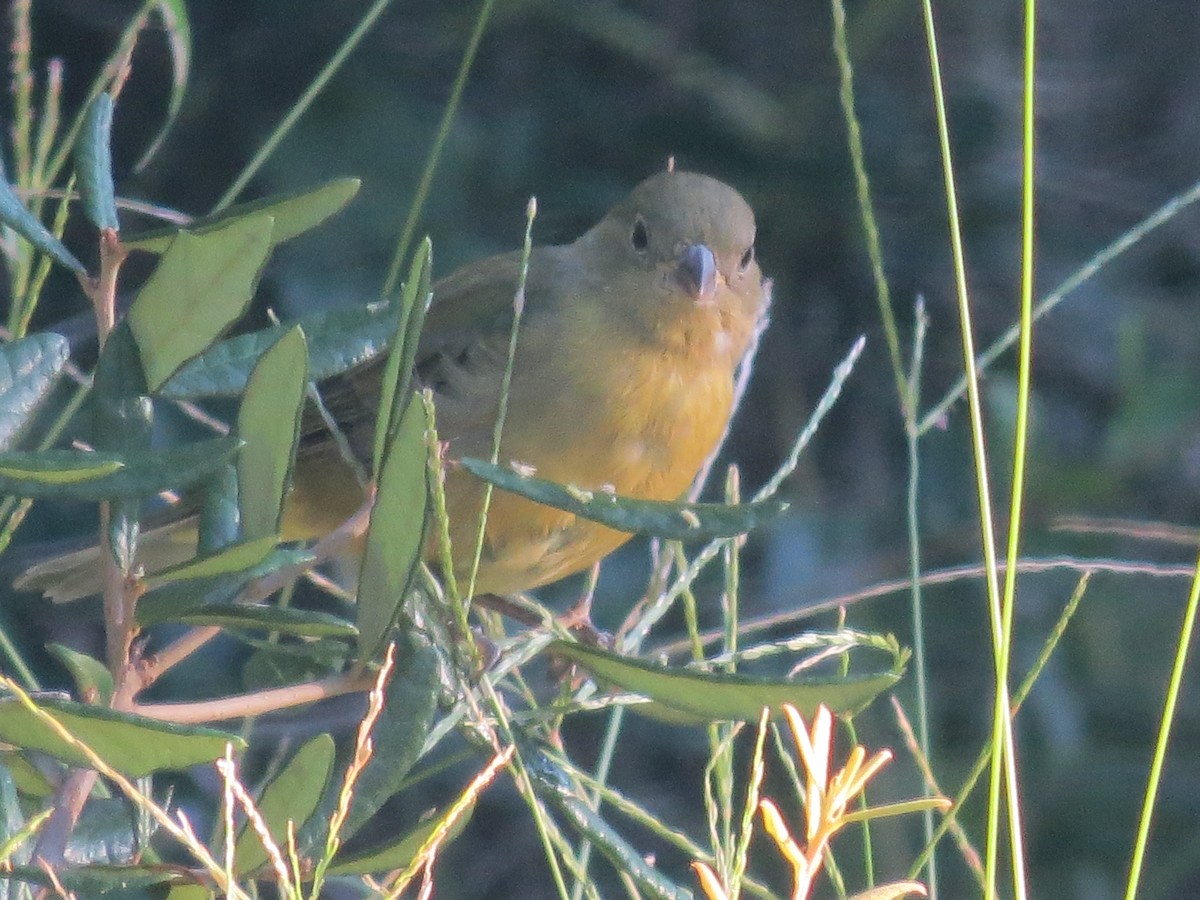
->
[2,0,1200,897]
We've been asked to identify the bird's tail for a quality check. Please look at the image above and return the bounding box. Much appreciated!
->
[13,518,198,603]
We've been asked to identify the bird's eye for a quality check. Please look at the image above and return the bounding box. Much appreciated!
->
[739,244,755,272]
[631,217,649,252]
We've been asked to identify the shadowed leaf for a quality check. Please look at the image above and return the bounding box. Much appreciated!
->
[461,457,788,540]
[0,696,243,777]
[552,641,904,723]
[0,330,70,450]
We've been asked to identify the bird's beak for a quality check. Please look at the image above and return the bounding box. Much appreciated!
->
[676,243,718,303]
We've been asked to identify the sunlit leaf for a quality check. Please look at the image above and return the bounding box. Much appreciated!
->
[0,331,70,450]
[356,398,429,661]
[0,695,243,777]
[234,734,335,875]
[553,641,903,723]
[238,326,308,539]
[330,801,472,875]
[125,177,360,253]
[127,213,274,390]
[461,457,788,540]
[144,535,277,587]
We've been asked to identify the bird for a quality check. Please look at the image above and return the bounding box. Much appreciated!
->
[16,169,768,604]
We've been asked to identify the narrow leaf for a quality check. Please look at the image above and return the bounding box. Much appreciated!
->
[127,213,275,390]
[142,604,356,638]
[460,457,789,540]
[0,451,123,484]
[237,326,308,539]
[372,237,431,476]
[135,546,313,625]
[233,733,335,875]
[528,749,693,900]
[2,864,185,894]
[341,643,440,838]
[144,535,277,587]
[355,398,429,661]
[0,177,84,273]
[75,92,119,230]
[134,0,192,171]
[45,644,114,705]
[552,641,903,722]
[0,437,240,500]
[125,177,361,253]
[329,802,472,875]
[0,332,70,449]
[0,695,243,777]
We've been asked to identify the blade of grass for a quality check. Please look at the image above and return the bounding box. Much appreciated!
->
[919,1,1026,896]
[986,1,1038,896]
[909,572,1090,880]
[1124,554,1200,900]
[465,197,535,603]
[380,0,499,296]
[212,0,398,213]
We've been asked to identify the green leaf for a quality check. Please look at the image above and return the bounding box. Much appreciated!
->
[127,213,275,390]
[142,603,356,638]
[341,643,440,839]
[0,695,243,777]
[135,546,313,625]
[356,397,429,661]
[134,0,192,171]
[0,177,84,274]
[241,641,347,691]
[159,300,395,399]
[0,749,58,797]
[45,644,114,705]
[145,535,277,587]
[234,733,335,875]
[552,641,903,723]
[373,237,432,476]
[126,177,361,254]
[461,458,788,540]
[2,863,185,894]
[0,450,123,484]
[528,749,693,900]
[0,332,70,449]
[0,436,240,500]
[330,802,472,875]
[75,92,119,230]
[238,326,308,540]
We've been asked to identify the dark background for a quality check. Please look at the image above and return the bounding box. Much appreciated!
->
[9,1,1200,897]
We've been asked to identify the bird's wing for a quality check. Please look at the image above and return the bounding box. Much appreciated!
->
[301,246,562,464]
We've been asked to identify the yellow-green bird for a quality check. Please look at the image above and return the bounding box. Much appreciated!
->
[17,169,768,602]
